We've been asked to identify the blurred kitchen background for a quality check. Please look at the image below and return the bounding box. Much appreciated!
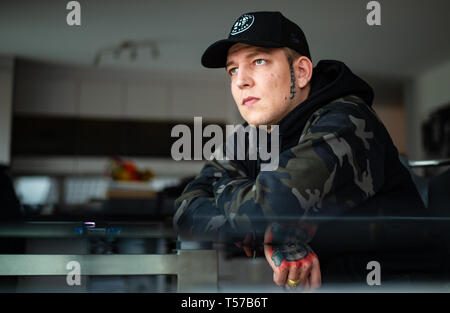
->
[1,0,450,292]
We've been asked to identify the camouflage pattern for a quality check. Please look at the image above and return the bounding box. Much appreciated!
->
[173,95,414,244]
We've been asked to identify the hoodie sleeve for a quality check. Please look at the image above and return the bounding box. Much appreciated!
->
[174,99,386,241]
[173,155,248,241]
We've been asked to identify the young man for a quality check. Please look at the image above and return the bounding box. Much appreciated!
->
[173,11,425,290]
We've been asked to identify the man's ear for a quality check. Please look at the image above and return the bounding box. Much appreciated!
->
[294,56,313,89]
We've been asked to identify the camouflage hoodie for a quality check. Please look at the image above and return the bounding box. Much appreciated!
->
[173,60,425,246]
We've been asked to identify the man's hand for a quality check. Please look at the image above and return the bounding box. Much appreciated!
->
[264,223,321,291]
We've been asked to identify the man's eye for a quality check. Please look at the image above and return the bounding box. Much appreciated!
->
[229,67,238,75]
[255,59,266,65]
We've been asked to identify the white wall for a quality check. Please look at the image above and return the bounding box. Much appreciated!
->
[405,58,450,161]
[0,56,14,165]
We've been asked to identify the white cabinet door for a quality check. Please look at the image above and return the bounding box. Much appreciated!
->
[0,67,13,164]
[14,78,78,116]
[125,82,169,120]
[79,81,123,118]
[171,82,228,121]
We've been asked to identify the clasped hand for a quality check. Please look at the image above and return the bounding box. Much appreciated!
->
[236,223,321,291]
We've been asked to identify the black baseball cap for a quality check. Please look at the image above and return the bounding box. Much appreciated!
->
[201,11,311,68]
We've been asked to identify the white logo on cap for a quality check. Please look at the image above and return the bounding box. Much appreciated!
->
[230,14,255,35]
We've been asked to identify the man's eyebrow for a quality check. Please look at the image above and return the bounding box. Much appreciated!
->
[226,48,272,68]
[225,60,236,68]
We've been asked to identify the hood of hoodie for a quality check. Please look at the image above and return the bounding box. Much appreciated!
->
[279,60,374,141]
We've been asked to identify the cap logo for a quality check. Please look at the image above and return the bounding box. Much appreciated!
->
[230,14,255,35]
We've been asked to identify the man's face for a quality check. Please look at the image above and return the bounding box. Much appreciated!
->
[226,43,304,127]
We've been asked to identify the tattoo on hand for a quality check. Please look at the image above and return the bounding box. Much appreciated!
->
[268,223,309,267]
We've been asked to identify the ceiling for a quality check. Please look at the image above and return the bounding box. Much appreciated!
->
[1,0,450,82]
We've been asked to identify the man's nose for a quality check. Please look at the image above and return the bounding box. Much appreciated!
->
[236,68,254,89]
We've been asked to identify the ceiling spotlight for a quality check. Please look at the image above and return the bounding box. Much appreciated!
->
[94,40,159,66]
